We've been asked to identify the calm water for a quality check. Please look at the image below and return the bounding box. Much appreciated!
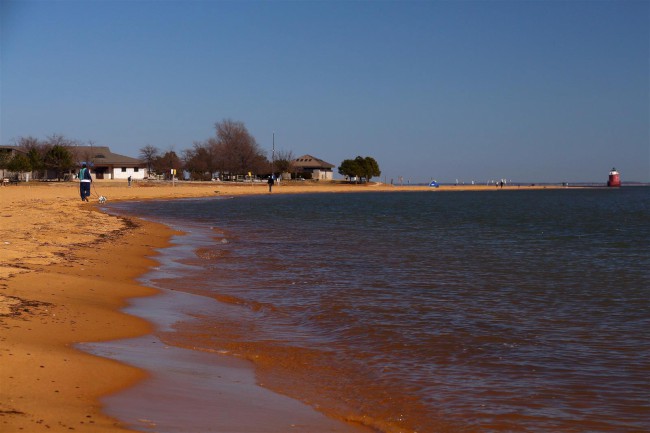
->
[109,187,650,433]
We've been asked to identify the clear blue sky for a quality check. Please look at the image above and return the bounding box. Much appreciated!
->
[1,0,648,183]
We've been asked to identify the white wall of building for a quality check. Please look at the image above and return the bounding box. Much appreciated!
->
[112,167,147,180]
[313,169,333,180]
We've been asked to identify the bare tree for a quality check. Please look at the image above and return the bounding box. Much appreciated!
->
[76,140,98,168]
[14,136,44,178]
[45,133,68,147]
[214,119,268,178]
[13,136,40,149]
[152,149,183,180]
[139,144,160,175]
[184,141,219,180]
[274,150,295,176]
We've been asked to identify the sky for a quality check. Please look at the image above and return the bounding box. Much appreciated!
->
[1,0,648,184]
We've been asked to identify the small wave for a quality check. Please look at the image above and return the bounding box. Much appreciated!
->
[211,293,278,313]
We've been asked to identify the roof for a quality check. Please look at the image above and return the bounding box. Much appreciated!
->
[0,145,25,154]
[293,154,335,169]
[0,145,143,166]
[70,146,143,166]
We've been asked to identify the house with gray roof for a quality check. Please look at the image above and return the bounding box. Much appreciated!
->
[70,146,147,180]
[1,144,146,181]
[293,154,335,180]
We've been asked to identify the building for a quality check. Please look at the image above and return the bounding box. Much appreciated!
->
[0,146,28,180]
[607,167,621,187]
[0,145,22,161]
[292,154,335,180]
[1,144,146,181]
[70,146,147,180]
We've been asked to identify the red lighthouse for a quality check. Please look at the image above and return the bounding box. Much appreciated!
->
[607,167,621,187]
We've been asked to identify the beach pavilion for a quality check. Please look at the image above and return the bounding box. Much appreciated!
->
[292,154,335,180]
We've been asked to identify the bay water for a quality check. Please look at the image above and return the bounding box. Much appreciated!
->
[107,187,649,433]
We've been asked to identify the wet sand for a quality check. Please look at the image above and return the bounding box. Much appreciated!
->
[0,180,562,432]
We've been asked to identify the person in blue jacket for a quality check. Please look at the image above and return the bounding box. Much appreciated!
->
[79,163,92,201]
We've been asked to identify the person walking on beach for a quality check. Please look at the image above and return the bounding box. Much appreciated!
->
[268,175,275,192]
[79,163,92,202]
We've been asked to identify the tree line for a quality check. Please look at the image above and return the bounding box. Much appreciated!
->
[2,118,382,182]
[141,119,296,181]
[0,134,80,181]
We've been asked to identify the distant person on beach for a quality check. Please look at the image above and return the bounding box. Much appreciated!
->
[128,175,132,187]
[268,175,275,192]
[78,163,92,202]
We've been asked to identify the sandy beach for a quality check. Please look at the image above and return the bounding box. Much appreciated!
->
[0,180,562,432]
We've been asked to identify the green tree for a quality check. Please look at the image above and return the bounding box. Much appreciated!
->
[26,147,45,176]
[7,153,32,180]
[13,136,44,179]
[0,150,10,173]
[44,145,74,181]
[338,158,362,182]
[338,156,381,183]
[355,156,381,183]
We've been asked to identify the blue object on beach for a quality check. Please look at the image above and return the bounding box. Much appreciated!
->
[429,180,439,188]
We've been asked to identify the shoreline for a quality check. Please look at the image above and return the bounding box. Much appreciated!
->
[1,207,173,431]
[0,180,576,432]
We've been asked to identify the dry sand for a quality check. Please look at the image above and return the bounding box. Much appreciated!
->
[0,180,559,432]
